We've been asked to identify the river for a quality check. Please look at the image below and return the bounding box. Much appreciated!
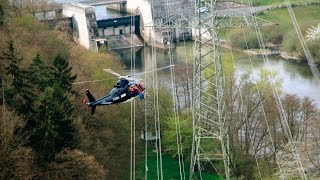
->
[114,41,320,107]
[55,1,319,106]
[53,0,130,20]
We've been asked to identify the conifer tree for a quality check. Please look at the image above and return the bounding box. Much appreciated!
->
[31,86,78,161]
[1,39,35,116]
[51,54,77,92]
[29,54,78,162]
[0,4,4,26]
[0,0,9,27]
[27,53,52,91]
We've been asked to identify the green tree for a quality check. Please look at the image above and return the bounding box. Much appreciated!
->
[162,112,193,157]
[1,39,35,116]
[51,54,77,92]
[29,54,78,162]
[30,86,78,162]
[46,149,106,179]
[0,111,35,179]
[27,52,52,91]
[0,0,9,27]
[306,39,320,64]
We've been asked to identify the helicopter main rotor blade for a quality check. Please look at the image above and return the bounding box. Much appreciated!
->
[103,68,122,77]
[130,65,174,77]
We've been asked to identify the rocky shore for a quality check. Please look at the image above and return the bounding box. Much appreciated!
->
[219,40,303,61]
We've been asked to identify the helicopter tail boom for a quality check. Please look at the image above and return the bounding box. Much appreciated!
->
[86,89,96,103]
[86,89,97,115]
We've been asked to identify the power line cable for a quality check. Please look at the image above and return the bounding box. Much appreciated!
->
[226,29,262,179]
[246,0,307,179]
[284,0,320,81]
[164,0,186,179]
[241,25,285,179]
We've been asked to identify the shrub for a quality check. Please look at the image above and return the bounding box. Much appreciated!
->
[305,39,320,64]
[281,30,300,53]
[228,26,280,50]
[47,149,106,179]
[229,28,260,49]
[261,26,283,44]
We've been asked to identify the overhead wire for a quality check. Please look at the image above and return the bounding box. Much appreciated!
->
[149,4,163,177]
[226,27,260,180]
[246,0,307,179]
[189,1,198,178]
[155,40,164,180]
[241,23,284,179]
[284,0,320,81]
[164,0,186,179]
[71,66,188,85]
[71,77,115,84]
[182,36,192,110]
[282,0,314,178]
[130,11,136,180]
[143,38,148,179]
[1,81,6,155]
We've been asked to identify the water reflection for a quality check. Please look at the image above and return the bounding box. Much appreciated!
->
[94,5,130,20]
[234,52,320,107]
[54,0,130,20]
[113,41,320,107]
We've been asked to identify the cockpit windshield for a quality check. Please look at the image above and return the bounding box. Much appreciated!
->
[116,79,129,88]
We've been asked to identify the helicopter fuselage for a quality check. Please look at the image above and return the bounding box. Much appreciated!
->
[89,86,132,107]
[86,79,142,108]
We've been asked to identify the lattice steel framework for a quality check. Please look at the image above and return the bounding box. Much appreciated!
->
[189,0,230,179]
[146,1,277,179]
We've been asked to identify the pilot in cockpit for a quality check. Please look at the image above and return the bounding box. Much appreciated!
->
[115,79,130,88]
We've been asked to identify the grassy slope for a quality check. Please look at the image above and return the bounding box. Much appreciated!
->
[258,5,320,31]
[221,5,320,44]
[233,0,320,6]
[136,147,221,180]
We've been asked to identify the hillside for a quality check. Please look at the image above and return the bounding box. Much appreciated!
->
[0,0,143,178]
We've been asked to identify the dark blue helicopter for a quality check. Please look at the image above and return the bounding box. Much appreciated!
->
[86,68,145,115]
[85,65,173,115]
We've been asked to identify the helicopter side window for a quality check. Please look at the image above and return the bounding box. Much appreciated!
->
[120,79,129,87]
[115,80,121,87]
[114,79,130,88]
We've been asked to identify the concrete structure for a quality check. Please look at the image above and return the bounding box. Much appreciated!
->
[82,0,126,6]
[127,0,194,49]
[61,2,142,51]
[95,15,143,50]
[60,0,197,50]
[97,15,140,36]
[62,3,99,50]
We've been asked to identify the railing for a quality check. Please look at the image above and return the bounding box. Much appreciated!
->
[81,0,126,6]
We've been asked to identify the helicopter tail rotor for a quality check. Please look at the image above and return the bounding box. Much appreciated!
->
[86,89,96,103]
[86,89,97,115]
[90,106,96,115]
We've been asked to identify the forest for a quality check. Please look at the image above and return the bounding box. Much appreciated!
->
[1,0,320,179]
[0,0,132,178]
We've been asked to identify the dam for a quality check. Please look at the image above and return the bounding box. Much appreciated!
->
[41,0,195,51]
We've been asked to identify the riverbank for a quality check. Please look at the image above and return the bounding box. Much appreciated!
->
[231,0,320,7]
[218,3,320,64]
[219,40,303,62]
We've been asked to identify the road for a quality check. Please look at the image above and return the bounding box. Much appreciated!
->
[216,6,272,17]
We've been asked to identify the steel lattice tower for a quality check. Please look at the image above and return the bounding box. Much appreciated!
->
[189,0,230,179]
[152,0,232,178]
[149,0,276,178]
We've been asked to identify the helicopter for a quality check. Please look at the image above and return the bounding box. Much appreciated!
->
[85,65,173,115]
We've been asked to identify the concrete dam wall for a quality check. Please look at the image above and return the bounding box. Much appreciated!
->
[62,3,99,49]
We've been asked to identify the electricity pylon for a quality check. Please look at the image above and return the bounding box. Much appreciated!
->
[146,0,276,179]
[189,0,230,179]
